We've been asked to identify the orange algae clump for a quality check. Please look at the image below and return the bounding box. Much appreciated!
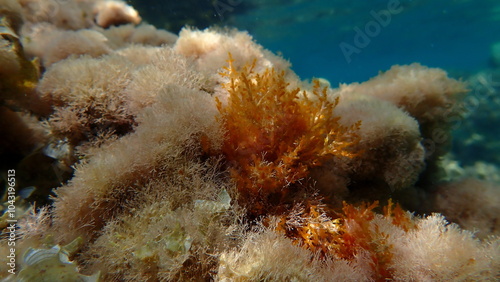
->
[276,201,416,281]
[216,55,360,211]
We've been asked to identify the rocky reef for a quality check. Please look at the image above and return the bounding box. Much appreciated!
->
[0,0,499,281]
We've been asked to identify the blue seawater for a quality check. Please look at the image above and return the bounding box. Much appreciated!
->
[228,0,500,84]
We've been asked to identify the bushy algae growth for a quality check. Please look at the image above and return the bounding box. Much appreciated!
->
[216,55,360,214]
